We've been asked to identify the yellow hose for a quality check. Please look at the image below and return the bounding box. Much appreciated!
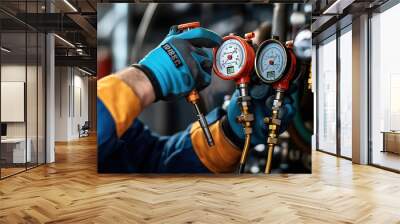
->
[264,96,281,174]
[265,143,274,174]
[236,83,253,174]
[239,134,251,166]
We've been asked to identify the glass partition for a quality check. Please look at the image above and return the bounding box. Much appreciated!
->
[1,30,28,177]
[317,35,337,154]
[0,1,46,179]
[27,30,38,169]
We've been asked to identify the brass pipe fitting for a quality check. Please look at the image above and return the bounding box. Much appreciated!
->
[264,90,284,174]
[236,83,254,174]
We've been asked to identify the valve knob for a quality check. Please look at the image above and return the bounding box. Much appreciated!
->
[285,40,294,48]
[178,22,200,30]
[245,32,255,40]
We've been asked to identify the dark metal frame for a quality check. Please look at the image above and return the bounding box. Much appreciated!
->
[336,21,341,158]
[367,11,373,166]
[315,44,319,151]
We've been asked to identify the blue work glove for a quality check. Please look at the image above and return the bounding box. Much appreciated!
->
[223,83,296,146]
[134,25,222,101]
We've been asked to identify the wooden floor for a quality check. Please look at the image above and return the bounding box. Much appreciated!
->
[0,135,400,223]
[1,167,26,178]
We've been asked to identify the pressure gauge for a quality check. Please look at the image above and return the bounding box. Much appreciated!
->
[255,39,290,84]
[213,35,255,81]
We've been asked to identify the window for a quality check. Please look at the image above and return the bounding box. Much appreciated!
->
[317,35,337,154]
[339,27,352,158]
[370,3,400,171]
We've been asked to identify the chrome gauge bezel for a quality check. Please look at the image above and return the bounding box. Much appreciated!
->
[255,39,290,84]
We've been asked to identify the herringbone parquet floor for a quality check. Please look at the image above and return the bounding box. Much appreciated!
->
[0,135,400,223]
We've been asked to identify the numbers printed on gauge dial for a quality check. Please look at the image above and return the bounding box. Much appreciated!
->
[215,39,246,77]
[256,41,288,83]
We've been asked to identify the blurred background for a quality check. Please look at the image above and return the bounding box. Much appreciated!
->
[97,3,313,174]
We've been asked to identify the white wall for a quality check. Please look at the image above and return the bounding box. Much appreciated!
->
[1,65,38,138]
[72,73,89,138]
[54,67,89,141]
[55,67,69,141]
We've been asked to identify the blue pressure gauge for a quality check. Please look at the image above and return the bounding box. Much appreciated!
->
[255,39,289,83]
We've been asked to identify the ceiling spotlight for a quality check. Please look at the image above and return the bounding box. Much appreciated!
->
[76,48,86,56]
[75,42,83,47]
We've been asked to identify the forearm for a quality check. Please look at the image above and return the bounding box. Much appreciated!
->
[97,68,160,171]
[115,66,155,109]
[97,66,155,139]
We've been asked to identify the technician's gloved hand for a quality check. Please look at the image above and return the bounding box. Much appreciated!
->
[224,84,296,146]
[134,25,222,101]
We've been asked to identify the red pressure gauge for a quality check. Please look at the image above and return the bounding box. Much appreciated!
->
[213,33,255,84]
[254,38,298,174]
[212,32,256,174]
[272,42,297,91]
[255,39,297,91]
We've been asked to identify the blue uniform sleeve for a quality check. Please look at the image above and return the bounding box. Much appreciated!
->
[97,75,213,173]
[98,97,211,173]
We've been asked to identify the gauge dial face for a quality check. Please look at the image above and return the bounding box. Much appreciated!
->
[256,41,288,83]
[215,39,246,78]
